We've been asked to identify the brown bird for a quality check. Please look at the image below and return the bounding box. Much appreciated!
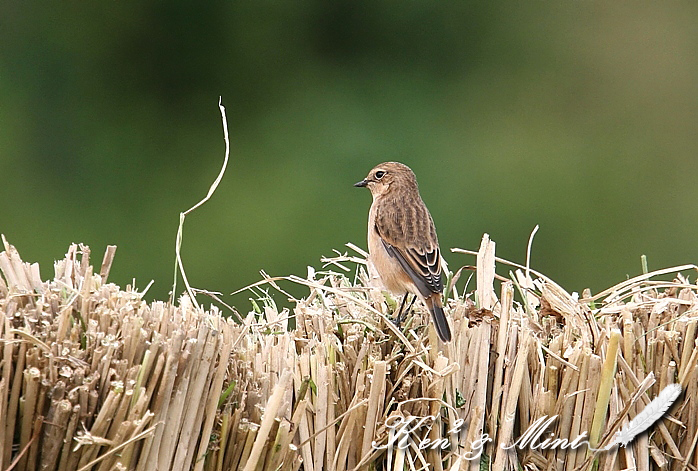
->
[355,162,452,342]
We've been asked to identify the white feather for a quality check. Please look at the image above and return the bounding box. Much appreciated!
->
[605,383,682,450]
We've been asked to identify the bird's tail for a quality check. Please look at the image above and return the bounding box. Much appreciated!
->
[426,295,452,342]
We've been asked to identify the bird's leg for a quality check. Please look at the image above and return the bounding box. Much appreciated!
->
[406,294,417,314]
[395,294,417,327]
[393,294,410,327]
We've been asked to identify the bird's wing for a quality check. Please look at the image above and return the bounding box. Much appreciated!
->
[374,199,443,297]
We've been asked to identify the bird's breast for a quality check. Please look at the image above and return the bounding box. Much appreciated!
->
[367,217,413,295]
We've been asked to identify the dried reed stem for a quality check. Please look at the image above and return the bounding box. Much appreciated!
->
[1,234,697,470]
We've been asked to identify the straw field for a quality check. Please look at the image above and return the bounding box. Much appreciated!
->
[1,234,697,471]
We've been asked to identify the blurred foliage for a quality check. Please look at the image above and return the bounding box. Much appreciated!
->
[1,2,697,309]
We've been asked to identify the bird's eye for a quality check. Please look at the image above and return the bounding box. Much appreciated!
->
[375,170,386,179]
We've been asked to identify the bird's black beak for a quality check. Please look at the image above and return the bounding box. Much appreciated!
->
[354,179,368,188]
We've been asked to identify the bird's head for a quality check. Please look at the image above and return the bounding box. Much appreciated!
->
[354,161,418,198]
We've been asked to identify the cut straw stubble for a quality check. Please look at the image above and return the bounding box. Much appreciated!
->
[2,235,698,470]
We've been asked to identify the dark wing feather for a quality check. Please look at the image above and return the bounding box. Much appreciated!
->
[375,195,443,298]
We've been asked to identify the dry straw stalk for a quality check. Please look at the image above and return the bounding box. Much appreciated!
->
[1,234,698,471]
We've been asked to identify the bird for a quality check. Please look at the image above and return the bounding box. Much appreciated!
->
[354,161,452,342]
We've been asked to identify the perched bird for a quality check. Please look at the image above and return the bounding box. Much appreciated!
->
[354,162,452,342]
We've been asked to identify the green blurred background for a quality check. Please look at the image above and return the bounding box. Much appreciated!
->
[1,2,697,309]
